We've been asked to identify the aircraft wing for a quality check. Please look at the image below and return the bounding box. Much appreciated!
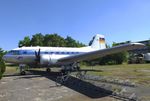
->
[58,43,145,63]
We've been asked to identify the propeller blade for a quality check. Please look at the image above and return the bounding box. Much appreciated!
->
[35,51,38,57]
[38,49,40,57]
[35,48,41,63]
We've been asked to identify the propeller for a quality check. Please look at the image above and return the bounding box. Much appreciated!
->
[35,49,41,64]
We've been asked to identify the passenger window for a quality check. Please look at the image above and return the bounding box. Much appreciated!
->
[13,51,20,55]
[23,51,27,54]
[50,52,54,54]
[45,52,48,54]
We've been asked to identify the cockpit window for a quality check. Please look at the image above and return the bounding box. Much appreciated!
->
[7,50,20,55]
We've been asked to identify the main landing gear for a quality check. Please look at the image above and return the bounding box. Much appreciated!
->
[56,62,81,85]
[61,62,80,73]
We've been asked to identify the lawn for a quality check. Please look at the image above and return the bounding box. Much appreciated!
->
[3,64,150,101]
[4,64,150,86]
[4,65,18,74]
[82,64,150,86]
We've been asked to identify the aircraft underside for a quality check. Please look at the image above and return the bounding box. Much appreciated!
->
[19,61,80,75]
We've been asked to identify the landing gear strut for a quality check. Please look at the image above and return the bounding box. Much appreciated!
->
[19,64,26,75]
[56,62,81,85]
[61,62,80,73]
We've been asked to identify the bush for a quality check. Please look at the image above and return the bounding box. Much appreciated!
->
[0,60,6,73]
[0,72,1,79]
[0,58,6,79]
[86,51,128,66]
[0,48,6,79]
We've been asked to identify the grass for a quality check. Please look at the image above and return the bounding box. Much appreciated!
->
[4,64,150,86]
[4,66,18,74]
[141,96,150,101]
[81,64,150,86]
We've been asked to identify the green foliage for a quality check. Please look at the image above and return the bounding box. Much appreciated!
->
[99,51,128,65]
[87,42,129,66]
[147,39,150,52]
[65,36,85,47]
[0,60,6,74]
[43,34,66,47]
[112,41,131,46]
[0,48,6,79]
[18,36,31,47]
[31,33,44,46]
[18,33,85,47]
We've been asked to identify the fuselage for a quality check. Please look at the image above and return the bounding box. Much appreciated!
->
[3,34,107,67]
[3,46,96,66]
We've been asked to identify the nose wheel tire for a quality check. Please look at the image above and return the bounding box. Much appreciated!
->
[20,71,26,75]
[46,68,51,72]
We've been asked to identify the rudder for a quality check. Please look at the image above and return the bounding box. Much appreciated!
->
[90,34,106,50]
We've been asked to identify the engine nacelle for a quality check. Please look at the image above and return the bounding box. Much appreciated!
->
[40,54,58,65]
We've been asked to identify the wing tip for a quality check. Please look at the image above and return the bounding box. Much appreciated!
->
[130,42,145,46]
[129,43,145,49]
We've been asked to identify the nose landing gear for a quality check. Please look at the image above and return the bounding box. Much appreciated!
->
[20,71,26,75]
[19,64,26,75]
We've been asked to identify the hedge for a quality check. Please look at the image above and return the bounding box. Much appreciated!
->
[0,59,6,79]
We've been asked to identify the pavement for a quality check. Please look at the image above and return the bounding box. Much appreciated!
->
[0,70,115,101]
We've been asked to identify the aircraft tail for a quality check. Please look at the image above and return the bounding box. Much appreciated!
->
[90,34,106,50]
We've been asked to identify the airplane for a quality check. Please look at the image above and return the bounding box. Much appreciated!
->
[3,34,145,75]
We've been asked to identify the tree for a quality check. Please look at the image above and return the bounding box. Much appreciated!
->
[43,34,66,47]
[109,42,128,64]
[31,33,44,46]
[18,33,85,47]
[148,39,150,52]
[0,48,6,79]
[65,36,85,47]
[18,36,31,47]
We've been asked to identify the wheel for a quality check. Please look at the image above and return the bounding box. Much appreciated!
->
[76,66,80,71]
[46,68,51,72]
[20,71,26,75]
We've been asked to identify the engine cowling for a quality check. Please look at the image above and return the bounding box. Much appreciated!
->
[40,54,58,65]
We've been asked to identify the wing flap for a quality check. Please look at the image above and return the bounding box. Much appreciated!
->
[58,43,145,63]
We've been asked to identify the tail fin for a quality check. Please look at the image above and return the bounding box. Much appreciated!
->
[90,34,106,50]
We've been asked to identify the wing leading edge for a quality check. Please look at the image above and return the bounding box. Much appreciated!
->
[58,43,145,63]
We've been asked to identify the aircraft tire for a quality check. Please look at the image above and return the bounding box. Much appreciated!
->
[46,68,51,72]
[76,66,80,71]
[20,71,26,75]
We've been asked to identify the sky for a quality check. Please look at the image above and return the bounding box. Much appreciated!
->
[0,0,150,50]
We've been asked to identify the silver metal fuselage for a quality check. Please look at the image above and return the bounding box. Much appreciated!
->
[3,46,95,67]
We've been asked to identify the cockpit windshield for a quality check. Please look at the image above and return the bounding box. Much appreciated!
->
[7,50,20,55]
